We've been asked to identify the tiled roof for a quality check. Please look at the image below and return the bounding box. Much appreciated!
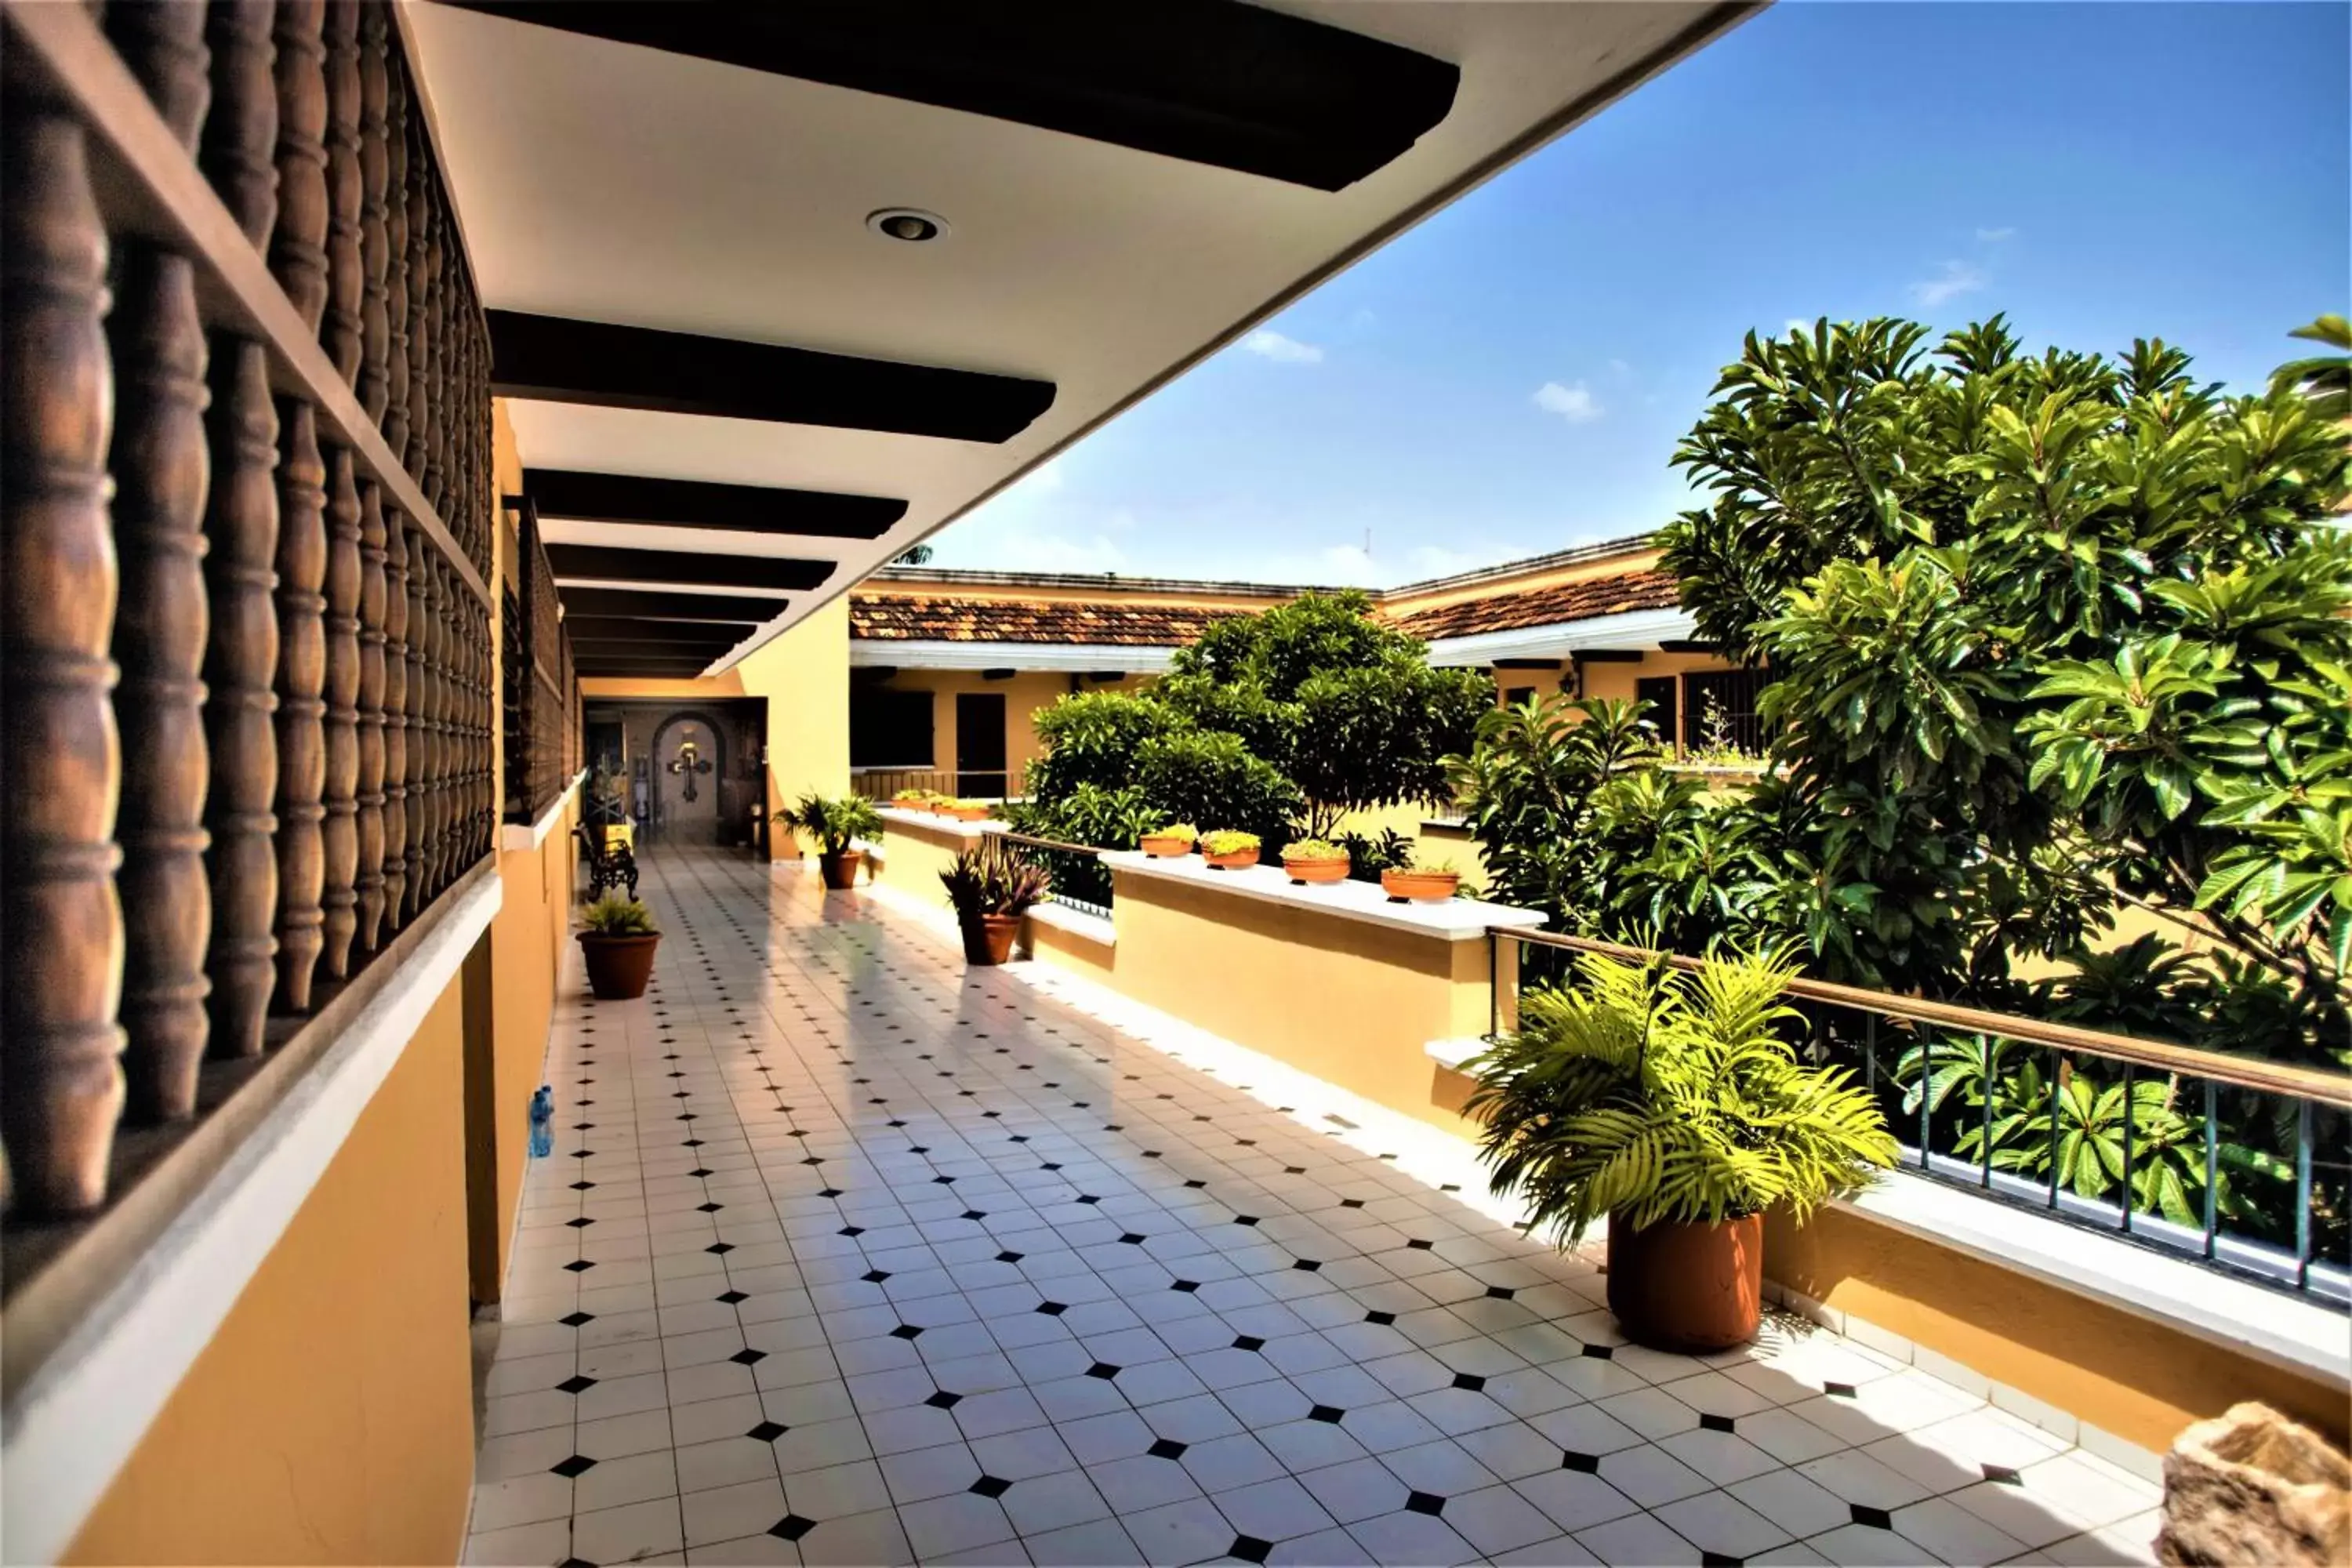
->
[1384,568,1682,641]
[849,593,1252,647]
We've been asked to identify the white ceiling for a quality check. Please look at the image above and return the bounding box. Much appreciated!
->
[405,0,1751,670]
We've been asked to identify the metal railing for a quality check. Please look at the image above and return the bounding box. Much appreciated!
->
[851,767,961,802]
[1487,929,2352,1306]
[988,829,1112,920]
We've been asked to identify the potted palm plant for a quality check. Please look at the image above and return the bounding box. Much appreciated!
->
[1139,821,1199,858]
[1467,946,1896,1351]
[1281,837,1349,884]
[775,792,884,889]
[1199,829,1261,870]
[941,837,1051,965]
[577,894,661,1000]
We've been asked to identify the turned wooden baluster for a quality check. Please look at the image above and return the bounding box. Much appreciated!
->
[267,0,328,334]
[357,3,390,423]
[428,552,453,889]
[321,0,362,383]
[401,104,430,490]
[110,248,216,1121]
[381,58,410,457]
[379,509,409,929]
[470,596,490,857]
[106,0,216,1121]
[198,0,278,247]
[271,400,327,1012]
[354,481,387,951]
[421,191,448,521]
[401,520,428,914]
[1,71,125,1214]
[320,448,361,977]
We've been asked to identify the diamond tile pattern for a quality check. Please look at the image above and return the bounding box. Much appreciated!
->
[465,846,2160,1568]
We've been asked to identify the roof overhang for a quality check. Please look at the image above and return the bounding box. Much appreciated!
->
[403,1,1757,676]
[849,640,1181,674]
[1425,607,1697,667]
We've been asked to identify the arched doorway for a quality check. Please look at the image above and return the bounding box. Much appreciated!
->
[648,710,728,843]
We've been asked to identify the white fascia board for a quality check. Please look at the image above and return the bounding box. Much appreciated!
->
[849,640,1181,673]
[1424,607,1697,667]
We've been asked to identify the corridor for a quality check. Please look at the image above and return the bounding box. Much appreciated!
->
[464,847,2161,1568]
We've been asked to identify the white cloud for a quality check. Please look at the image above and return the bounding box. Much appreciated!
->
[1910,260,1987,309]
[1606,358,1632,377]
[1240,329,1323,364]
[1976,226,2016,242]
[1785,318,1813,335]
[1533,380,1605,423]
[980,528,1130,574]
[1014,456,1064,494]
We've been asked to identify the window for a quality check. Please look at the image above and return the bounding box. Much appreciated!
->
[851,689,934,767]
[1682,667,1772,756]
[1634,675,1678,751]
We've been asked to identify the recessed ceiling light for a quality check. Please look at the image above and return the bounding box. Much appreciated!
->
[867,207,950,243]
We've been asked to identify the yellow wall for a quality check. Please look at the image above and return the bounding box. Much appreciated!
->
[869,810,979,907]
[1764,1203,2349,1454]
[583,597,851,859]
[66,975,476,1566]
[1106,869,1488,1134]
[481,800,577,1298]
[855,669,1149,793]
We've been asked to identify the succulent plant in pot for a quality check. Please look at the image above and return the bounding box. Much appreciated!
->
[941,837,1052,965]
[1466,946,1895,1351]
[1199,829,1261,870]
[1281,836,1348,884]
[775,792,884,889]
[1381,854,1461,902]
[1139,821,1199,858]
[577,894,660,1000]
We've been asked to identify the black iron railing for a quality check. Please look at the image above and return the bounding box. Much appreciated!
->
[989,829,1112,920]
[851,767,962,802]
[1487,928,2352,1307]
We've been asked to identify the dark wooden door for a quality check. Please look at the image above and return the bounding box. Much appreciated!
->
[1635,676,1678,752]
[956,693,1008,798]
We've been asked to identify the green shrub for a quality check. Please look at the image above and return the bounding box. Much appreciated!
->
[1136,730,1298,849]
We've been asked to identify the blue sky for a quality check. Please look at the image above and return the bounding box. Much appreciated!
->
[929,2,2351,586]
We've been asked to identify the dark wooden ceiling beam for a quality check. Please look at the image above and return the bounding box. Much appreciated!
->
[524,468,907,540]
[547,543,834,593]
[556,587,789,621]
[489,310,1054,444]
[439,1,1460,192]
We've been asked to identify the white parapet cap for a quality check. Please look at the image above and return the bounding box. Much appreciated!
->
[874,806,1012,837]
[1100,850,1546,942]
[1423,606,1697,667]
[849,640,1182,674]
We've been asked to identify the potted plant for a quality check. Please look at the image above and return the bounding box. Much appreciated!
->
[1140,822,1199,858]
[943,797,992,822]
[940,838,1051,965]
[1199,829,1260,870]
[1281,837,1349,884]
[891,787,929,809]
[775,792,884,889]
[1381,855,1461,902]
[1466,947,1895,1351]
[576,894,661,1000]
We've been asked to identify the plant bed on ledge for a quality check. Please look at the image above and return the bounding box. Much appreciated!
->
[577,895,661,1000]
[1140,822,1199,858]
[1200,829,1260,870]
[1466,946,1895,1351]
[1282,837,1349,884]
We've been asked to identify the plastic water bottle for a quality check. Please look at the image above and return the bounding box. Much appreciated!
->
[528,1085,554,1159]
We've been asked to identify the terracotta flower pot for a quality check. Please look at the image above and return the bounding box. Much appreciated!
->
[1605,1210,1762,1352]
[1381,868,1461,902]
[1203,847,1259,870]
[946,804,989,822]
[964,912,1019,965]
[1284,855,1348,884]
[818,848,864,890]
[1139,834,1194,858]
[578,932,659,1000]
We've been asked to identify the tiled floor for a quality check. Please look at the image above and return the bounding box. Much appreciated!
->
[465,845,2163,1568]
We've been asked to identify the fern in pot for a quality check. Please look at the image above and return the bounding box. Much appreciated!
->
[1467,946,1896,1350]
[775,792,884,889]
[577,895,660,1000]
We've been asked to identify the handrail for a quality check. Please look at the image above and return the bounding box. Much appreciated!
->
[986,829,1102,858]
[1493,927,2352,1110]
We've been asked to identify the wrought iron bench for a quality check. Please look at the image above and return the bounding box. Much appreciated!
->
[576,824,639,902]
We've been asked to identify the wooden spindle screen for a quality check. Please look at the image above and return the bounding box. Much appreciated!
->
[501,498,579,828]
[1,0,499,1221]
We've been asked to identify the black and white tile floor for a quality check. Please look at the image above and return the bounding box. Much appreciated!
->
[465,845,2161,1568]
